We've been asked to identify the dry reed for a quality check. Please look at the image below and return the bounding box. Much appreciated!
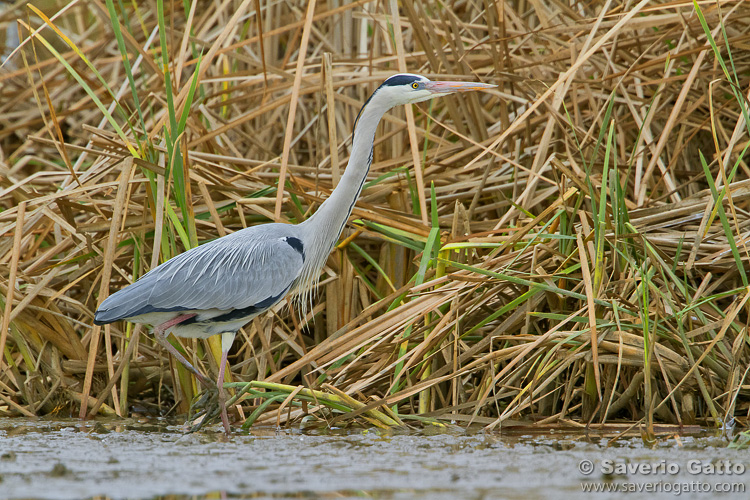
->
[1,0,750,435]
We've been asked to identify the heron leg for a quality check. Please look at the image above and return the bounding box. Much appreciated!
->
[152,314,214,389]
[216,331,236,435]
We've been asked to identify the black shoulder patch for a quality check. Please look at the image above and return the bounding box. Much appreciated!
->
[381,74,421,87]
[283,237,305,259]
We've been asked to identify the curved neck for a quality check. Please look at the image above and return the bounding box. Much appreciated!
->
[301,97,388,245]
[292,96,389,306]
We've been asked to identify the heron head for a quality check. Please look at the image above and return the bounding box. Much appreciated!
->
[375,73,496,106]
[353,73,496,135]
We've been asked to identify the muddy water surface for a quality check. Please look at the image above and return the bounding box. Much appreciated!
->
[0,418,748,499]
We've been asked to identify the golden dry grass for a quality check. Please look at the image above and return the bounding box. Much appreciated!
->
[1,0,750,434]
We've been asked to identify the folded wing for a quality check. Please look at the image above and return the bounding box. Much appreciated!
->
[94,226,305,324]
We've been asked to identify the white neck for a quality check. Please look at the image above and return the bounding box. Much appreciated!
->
[306,104,386,229]
[294,95,390,305]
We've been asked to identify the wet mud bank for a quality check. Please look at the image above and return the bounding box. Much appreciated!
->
[0,418,748,499]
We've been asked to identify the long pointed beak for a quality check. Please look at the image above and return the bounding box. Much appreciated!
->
[424,81,497,94]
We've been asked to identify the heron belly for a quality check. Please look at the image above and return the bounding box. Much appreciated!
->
[125,309,244,339]
[170,314,260,339]
[129,293,288,339]
[166,289,290,338]
[125,311,194,326]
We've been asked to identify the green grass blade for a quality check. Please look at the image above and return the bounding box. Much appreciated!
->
[699,151,748,286]
[23,19,139,157]
[103,0,147,145]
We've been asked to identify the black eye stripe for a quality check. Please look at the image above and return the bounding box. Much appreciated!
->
[381,75,422,87]
[354,74,425,136]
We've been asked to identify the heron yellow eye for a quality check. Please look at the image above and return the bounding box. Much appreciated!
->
[412,82,419,89]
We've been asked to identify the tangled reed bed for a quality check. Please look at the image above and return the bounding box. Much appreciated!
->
[1,0,750,434]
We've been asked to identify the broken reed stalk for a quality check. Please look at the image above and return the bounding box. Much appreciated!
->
[1,0,749,432]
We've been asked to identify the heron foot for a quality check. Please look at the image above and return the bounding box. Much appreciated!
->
[186,386,223,433]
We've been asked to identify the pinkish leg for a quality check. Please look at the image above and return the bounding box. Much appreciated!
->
[152,314,213,389]
[217,332,236,435]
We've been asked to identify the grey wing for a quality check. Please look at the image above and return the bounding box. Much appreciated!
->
[95,229,305,323]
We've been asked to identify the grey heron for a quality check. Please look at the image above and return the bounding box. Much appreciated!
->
[94,73,496,434]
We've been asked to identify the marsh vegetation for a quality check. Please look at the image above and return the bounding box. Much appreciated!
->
[1,0,750,437]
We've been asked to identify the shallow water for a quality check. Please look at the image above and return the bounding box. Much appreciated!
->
[0,418,748,500]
